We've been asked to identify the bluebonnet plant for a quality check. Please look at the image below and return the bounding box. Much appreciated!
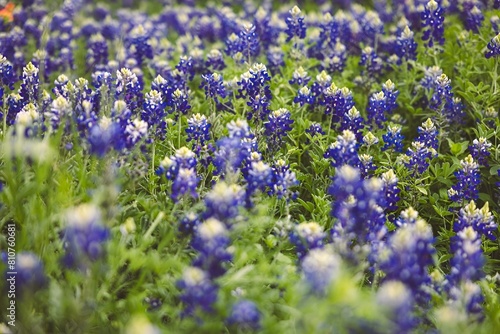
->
[340,107,364,141]
[19,62,39,105]
[383,124,404,152]
[485,32,500,58]
[204,182,245,224]
[179,212,201,236]
[177,266,218,316]
[191,218,232,278]
[421,0,445,47]
[448,155,481,203]
[469,137,491,167]
[289,67,310,86]
[285,6,306,42]
[294,86,314,106]
[200,72,227,106]
[381,169,400,214]
[2,252,47,295]
[301,247,341,295]
[289,222,326,260]
[367,91,388,129]
[324,130,360,168]
[359,47,383,78]
[61,203,110,269]
[227,300,261,330]
[264,108,293,151]
[396,26,418,61]
[171,168,198,202]
[453,201,497,241]
[269,159,299,201]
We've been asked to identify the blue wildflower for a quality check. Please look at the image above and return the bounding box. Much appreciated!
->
[381,169,400,214]
[396,26,418,61]
[200,72,227,105]
[269,159,299,201]
[403,141,434,175]
[285,6,307,42]
[453,201,497,241]
[340,107,364,141]
[206,49,225,71]
[294,86,314,106]
[469,137,491,167]
[19,62,39,105]
[264,108,293,151]
[2,251,47,295]
[367,91,388,129]
[204,182,245,224]
[301,247,341,295]
[171,168,198,202]
[177,267,218,316]
[421,0,445,47]
[227,300,261,330]
[485,32,500,58]
[415,118,439,153]
[61,204,110,269]
[448,226,485,286]
[115,68,143,114]
[191,218,232,278]
[87,33,108,69]
[463,5,484,33]
[448,155,481,203]
[289,67,310,86]
[306,122,325,139]
[359,46,383,78]
[238,23,260,61]
[383,124,404,152]
[289,222,326,260]
[126,25,153,67]
[324,130,360,168]
[179,212,201,236]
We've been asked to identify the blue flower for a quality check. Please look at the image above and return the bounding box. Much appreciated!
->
[206,49,225,71]
[453,201,497,241]
[485,32,500,58]
[2,251,47,295]
[448,155,481,203]
[171,168,198,202]
[87,33,108,68]
[396,26,418,61]
[285,6,307,42]
[191,218,232,278]
[379,215,435,304]
[61,204,110,269]
[382,124,404,152]
[289,66,310,86]
[324,130,360,168]
[264,108,293,151]
[301,247,341,294]
[381,170,400,214]
[269,159,299,201]
[227,300,261,330]
[289,222,326,260]
[179,212,201,236]
[142,90,167,140]
[421,0,445,47]
[237,23,260,61]
[115,68,143,114]
[204,182,245,224]
[200,72,227,105]
[359,46,383,78]
[177,267,218,316]
[306,122,325,139]
[403,141,433,175]
[448,227,484,286]
[340,107,364,141]
[367,91,388,129]
[463,5,484,33]
[322,84,354,127]
[469,137,492,167]
[19,62,39,105]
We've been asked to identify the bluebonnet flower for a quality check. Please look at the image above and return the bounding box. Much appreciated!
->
[403,141,434,175]
[301,247,341,294]
[204,182,245,224]
[310,71,331,107]
[7,94,26,126]
[227,300,261,330]
[359,46,383,78]
[15,103,40,136]
[126,25,153,66]
[191,218,232,278]
[382,80,399,113]
[448,155,481,203]
[225,33,242,58]
[61,203,110,269]
[269,159,299,201]
[381,169,400,214]
[213,138,247,176]
[265,108,293,151]
[448,226,485,287]
[176,56,195,82]
[179,212,201,236]
[142,90,166,140]
[171,168,198,202]
[419,65,443,91]
[383,124,404,152]
[177,267,218,316]
[324,130,360,168]
[306,122,325,139]
[340,107,364,141]
[358,154,377,178]
[376,281,416,333]
[239,63,272,121]
[125,118,148,148]
[285,6,306,42]
[206,49,225,71]
[360,10,384,44]
[367,91,388,129]
[289,222,326,260]
[430,74,464,125]
[294,86,314,106]
[2,252,47,295]
[289,67,310,86]
[421,0,445,47]
[415,118,439,153]
[0,55,16,107]
[45,95,71,131]
[469,137,491,167]
[323,84,355,127]
[329,166,387,245]
[322,41,347,73]
[378,216,435,304]
[186,113,211,147]
[88,117,121,157]
[200,73,227,105]
[87,33,108,69]
[170,88,191,118]
[448,280,484,317]
[19,62,39,105]
[266,46,284,74]
[491,16,500,34]
[463,5,484,33]
[453,201,497,241]
[244,161,272,205]
[238,23,260,61]
[485,32,500,58]
[116,68,143,114]
[396,26,418,61]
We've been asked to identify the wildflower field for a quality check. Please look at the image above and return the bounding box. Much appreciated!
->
[2,0,500,333]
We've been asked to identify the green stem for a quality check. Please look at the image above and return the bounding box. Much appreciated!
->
[143,211,165,240]
[177,115,182,148]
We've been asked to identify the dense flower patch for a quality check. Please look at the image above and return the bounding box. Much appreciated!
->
[1,0,500,333]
